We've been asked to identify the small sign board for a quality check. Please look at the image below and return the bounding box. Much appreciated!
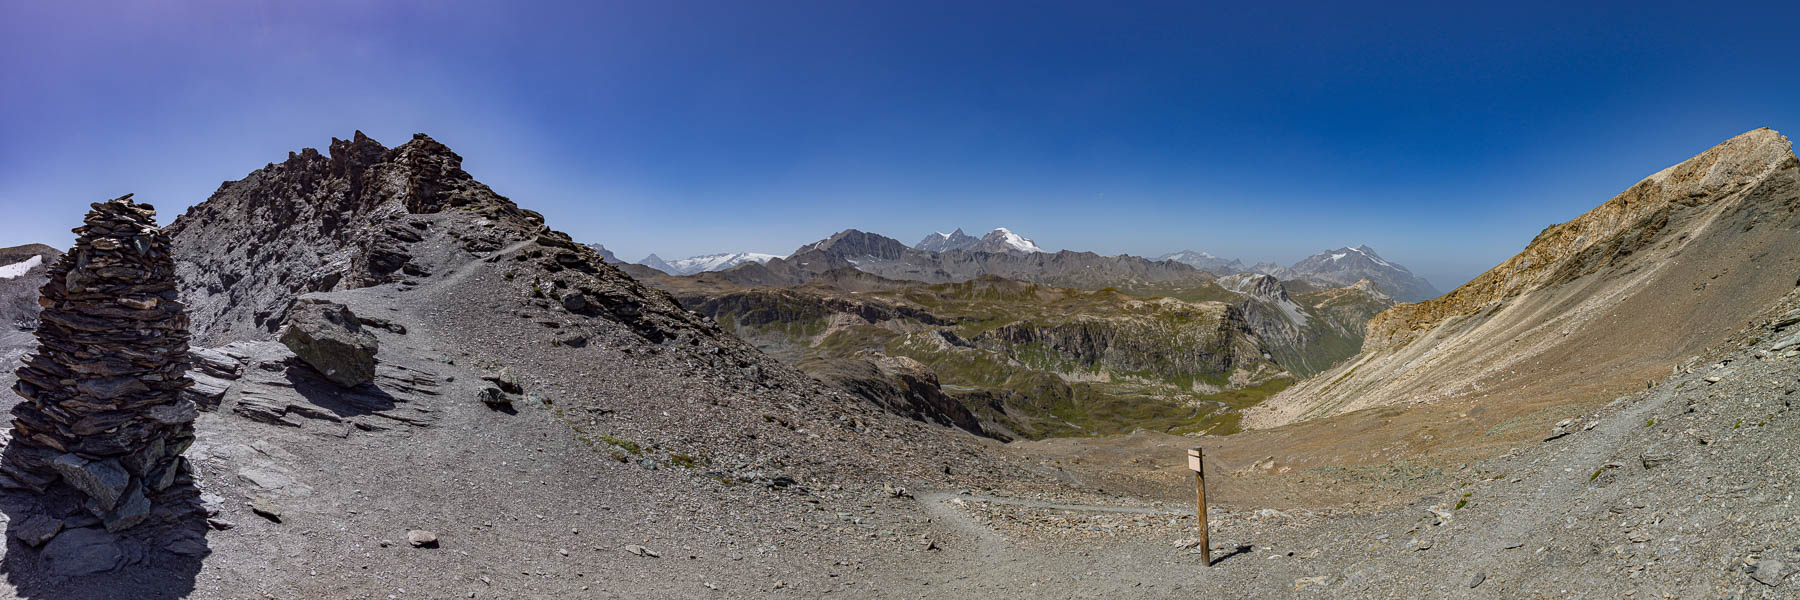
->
[1188,446,1203,472]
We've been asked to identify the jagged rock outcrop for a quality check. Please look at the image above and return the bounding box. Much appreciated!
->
[585,243,619,263]
[1216,274,1396,376]
[166,131,545,344]
[1251,128,1800,428]
[973,301,1274,385]
[3,196,197,532]
[799,353,993,439]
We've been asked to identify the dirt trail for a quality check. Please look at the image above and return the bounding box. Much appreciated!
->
[1458,382,1673,562]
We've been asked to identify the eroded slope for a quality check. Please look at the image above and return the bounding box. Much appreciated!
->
[1252,127,1800,428]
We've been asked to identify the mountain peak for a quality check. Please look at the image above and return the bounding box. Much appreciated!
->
[799,229,910,260]
[1287,245,1435,302]
[916,228,981,252]
[979,227,1043,253]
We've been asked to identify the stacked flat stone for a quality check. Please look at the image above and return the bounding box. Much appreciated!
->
[4,195,197,532]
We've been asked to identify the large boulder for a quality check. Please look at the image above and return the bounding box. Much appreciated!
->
[278,298,378,387]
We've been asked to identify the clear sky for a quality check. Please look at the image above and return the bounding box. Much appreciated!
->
[4,1,1799,289]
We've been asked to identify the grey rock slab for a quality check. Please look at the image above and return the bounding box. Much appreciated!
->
[189,347,243,379]
[102,485,151,532]
[12,514,63,547]
[146,400,200,425]
[199,492,227,516]
[183,372,233,411]
[165,534,209,557]
[1772,332,1800,351]
[237,467,294,491]
[49,454,129,509]
[41,527,128,576]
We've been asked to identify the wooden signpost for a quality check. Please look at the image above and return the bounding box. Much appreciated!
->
[1188,446,1211,566]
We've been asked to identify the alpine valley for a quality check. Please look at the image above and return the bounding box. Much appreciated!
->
[1,128,1798,599]
[623,225,1409,439]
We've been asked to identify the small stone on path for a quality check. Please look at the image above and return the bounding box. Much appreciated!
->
[250,496,282,522]
[407,529,439,548]
[1752,558,1789,586]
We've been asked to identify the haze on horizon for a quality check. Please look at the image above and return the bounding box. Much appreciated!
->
[4,1,1800,290]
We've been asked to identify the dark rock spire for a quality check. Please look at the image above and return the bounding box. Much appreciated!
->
[4,195,197,532]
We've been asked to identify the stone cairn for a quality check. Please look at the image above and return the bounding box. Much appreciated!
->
[3,195,197,532]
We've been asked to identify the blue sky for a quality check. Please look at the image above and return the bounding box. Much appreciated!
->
[4,1,1799,289]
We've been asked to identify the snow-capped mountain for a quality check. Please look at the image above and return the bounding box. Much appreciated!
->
[1155,250,1246,275]
[1284,245,1438,302]
[915,227,1044,254]
[975,227,1043,253]
[915,228,981,252]
[636,251,783,276]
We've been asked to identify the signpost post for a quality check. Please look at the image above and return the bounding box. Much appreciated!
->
[1188,446,1211,566]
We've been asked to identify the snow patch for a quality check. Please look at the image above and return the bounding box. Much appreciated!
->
[989,227,1043,253]
[1277,298,1310,327]
[660,252,782,275]
[1347,246,1396,269]
[0,255,43,279]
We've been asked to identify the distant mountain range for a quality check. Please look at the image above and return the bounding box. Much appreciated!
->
[606,226,1437,301]
[636,251,783,276]
[916,227,1044,254]
[1157,250,1246,274]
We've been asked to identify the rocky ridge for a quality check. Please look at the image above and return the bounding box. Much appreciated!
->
[161,130,1029,487]
[1216,273,1395,376]
[1158,250,1247,275]
[1253,127,1800,428]
[915,228,981,253]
